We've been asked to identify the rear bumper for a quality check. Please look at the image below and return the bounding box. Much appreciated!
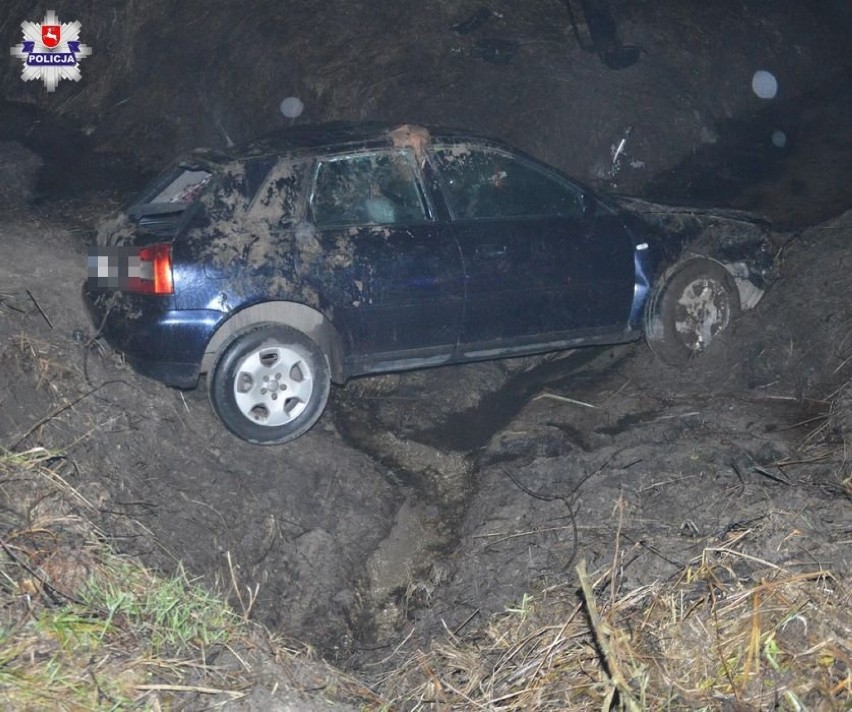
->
[83,284,222,389]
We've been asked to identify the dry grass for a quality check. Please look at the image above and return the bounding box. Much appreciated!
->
[0,436,849,710]
[4,334,82,393]
[372,539,851,710]
[800,381,851,492]
[0,447,241,708]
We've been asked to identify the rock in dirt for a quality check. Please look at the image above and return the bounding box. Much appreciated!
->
[0,141,42,207]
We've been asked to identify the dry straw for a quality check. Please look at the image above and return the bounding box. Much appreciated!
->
[375,528,851,710]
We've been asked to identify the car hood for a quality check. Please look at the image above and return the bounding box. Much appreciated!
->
[610,194,770,230]
[610,194,775,255]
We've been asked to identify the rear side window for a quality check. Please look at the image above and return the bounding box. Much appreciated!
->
[432,146,584,220]
[310,150,428,228]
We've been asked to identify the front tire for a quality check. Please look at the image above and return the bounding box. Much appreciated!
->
[646,259,741,364]
[209,324,331,444]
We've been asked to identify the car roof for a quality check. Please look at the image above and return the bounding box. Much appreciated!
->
[189,122,511,165]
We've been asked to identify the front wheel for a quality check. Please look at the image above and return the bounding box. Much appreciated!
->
[209,324,331,444]
[646,259,742,364]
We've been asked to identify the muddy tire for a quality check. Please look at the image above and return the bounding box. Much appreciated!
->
[646,259,741,364]
[209,324,331,444]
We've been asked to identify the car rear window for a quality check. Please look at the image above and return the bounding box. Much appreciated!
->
[151,169,212,204]
[129,167,213,220]
[130,157,280,225]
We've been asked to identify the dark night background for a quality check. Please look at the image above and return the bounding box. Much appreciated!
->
[2,0,851,226]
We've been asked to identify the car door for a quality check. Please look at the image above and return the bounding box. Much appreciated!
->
[307,149,464,369]
[429,144,635,353]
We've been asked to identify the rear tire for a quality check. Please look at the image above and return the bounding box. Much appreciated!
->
[646,259,741,364]
[209,324,331,444]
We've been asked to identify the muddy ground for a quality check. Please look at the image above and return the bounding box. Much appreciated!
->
[0,0,850,686]
[1,208,849,678]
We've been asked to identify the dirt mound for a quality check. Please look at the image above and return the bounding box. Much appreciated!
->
[0,221,402,657]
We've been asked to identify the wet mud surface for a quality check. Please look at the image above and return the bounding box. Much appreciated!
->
[0,0,850,679]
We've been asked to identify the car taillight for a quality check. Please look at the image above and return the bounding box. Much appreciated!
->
[128,243,174,295]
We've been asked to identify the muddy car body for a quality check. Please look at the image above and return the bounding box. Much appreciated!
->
[84,123,777,443]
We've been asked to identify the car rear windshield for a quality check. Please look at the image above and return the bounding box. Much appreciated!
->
[128,167,213,220]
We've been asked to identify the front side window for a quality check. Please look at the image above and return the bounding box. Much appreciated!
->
[432,145,584,220]
[310,151,427,228]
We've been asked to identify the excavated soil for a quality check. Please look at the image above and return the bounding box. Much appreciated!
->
[0,0,850,680]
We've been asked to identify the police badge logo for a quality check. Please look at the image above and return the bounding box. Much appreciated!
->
[10,10,92,92]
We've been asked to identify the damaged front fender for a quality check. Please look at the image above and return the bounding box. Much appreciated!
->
[613,195,782,300]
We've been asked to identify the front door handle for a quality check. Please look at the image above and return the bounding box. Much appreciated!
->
[475,244,507,258]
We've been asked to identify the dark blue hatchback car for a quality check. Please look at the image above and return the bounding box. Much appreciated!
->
[84,123,776,444]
